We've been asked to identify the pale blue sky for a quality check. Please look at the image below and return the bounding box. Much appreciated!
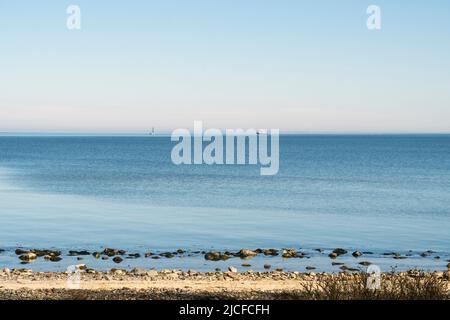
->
[1,1,449,133]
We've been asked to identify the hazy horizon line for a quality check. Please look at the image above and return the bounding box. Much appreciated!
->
[1,131,450,137]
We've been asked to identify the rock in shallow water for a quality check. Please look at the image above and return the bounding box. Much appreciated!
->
[204,252,229,261]
[112,256,123,263]
[237,249,257,258]
[281,249,297,258]
[103,248,126,257]
[332,248,348,256]
[19,252,37,261]
[352,251,362,257]
[263,249,279,256]
[92,252,101,259]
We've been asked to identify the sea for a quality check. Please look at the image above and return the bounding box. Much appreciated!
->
[0,134,449,272]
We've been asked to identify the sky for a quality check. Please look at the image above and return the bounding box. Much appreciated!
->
[1,0,450,133]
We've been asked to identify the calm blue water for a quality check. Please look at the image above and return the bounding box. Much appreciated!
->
[0,135,449,262]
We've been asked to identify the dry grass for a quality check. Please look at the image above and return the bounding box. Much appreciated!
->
[300,272,449,300]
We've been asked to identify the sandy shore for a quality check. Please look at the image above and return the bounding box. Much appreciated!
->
[1,268,449,300]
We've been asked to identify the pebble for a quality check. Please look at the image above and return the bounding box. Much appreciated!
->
[352,251,362,257]
[358,261,372,266]
[328,252,338,259]
[130,268,146,275]
[228,266,238,273]
[241,263,251,267]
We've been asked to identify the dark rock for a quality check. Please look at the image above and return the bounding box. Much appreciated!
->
[19,252,37,261]
[15,249,28,255]
[127,253,141,258]
[263,249,279,256]
[103,248,125,257]
[282,249,297,258]
[204,252,229,261]
[332,248,348,256]
[339,265,348,271]
[263,264,271,269]
[241,263,251,267]
[68,250,90,256]
[352,251,362,257]
[151,256,160,260]
[332,262,344,266]
[176,249,185,254]
[363,251,374,254]
[306,266,316,270]
[329,252,338,259]
[275,268,283,272]
[112,256,123,263]
[144,252,153,257]
[446,263,450,269]
[92,252,101,259]
[159,252,174,258]
[49,256,62,262]
[31,249,60,257]
[358,261,372,266]
[102,256,109,260]
[393,255,407,260]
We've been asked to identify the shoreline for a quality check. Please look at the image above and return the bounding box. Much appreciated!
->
[1,269,449,300]
[1,247,450,274]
